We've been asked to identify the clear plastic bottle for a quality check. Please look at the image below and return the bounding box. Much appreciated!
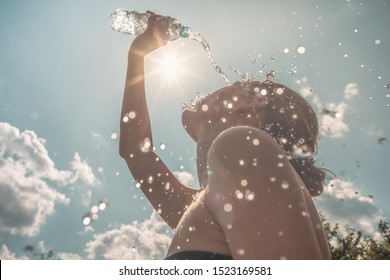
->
[110,9,192,40]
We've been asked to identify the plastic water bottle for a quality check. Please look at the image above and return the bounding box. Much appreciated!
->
[110,9,192,40]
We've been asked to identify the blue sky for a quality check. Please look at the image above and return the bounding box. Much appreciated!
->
[0,0,389,259]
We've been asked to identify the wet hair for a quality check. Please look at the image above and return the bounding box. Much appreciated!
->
[245,80,329,197]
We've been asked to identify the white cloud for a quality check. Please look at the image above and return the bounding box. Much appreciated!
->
[57,252,82,260]
[173,171,195,186]
[91,131,109,150]
[344,83,359,99]
[68,153,100,186]
[299,86,351,138]
[315,179,384,234]
[299,86,314,98]
[84,211,172,260]
[319,102,349,138]
[0,122,100,236]
[0,245,28,260]
[0,245,17,260]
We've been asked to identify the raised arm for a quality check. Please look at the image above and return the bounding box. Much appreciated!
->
[119,13,197,229]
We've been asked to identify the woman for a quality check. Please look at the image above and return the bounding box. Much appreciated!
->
[119,13,331,260]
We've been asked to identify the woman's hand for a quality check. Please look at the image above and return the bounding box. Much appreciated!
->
[129,11,174,57]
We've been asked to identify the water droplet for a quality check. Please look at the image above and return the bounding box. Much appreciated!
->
[128,111,136,119]
[122,116,129,123]
[278,231,284,236]
[280,137,287,144]
[280,256,287,260]
[111,133,118,140]
[83,216,91,225]
[241,179,248,187]
[147,176,154,184]
[98,200,108,210]
[245,190,255,201]
[189,226,196,232]
[235,190,244,199]
[378,137,388,144]
[266,70,277,78]
[224,203,233,212]
[253,87,260,93]
[236,249,245,256]
[260,89,268,96]
[135,182,141,188]
[91,213,98,221]
[221,117,227,123]
[276,87,284,95]
[159,143,166,150]
[283,48,289,53]
[277,162,284,167]
[141,138,152,153]
[297,46,306,54]
[301,211,308,217]
[293,146,312,158]
[385,83,390,89]
[281,181,289,189]
[239,159,245,166]
[165,182,170,190]
[91,205,99,214]
[201,104,209,111]
[270,177,276,182]
[289,66,298,75]
[292,114,298,119]
[98,167,104,173]
[252,139,260,146]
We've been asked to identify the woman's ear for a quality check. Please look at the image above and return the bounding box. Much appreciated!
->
[234,96,269,112]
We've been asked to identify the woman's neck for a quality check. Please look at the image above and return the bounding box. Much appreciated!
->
[196,136,215,188]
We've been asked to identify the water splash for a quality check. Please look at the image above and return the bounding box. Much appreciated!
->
[181,91,210,111]
[188,32,230,85]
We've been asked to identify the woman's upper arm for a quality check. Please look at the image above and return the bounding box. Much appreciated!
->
[204,126,323,259]
[122,150,197,229]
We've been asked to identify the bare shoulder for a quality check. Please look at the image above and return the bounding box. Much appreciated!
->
[204,126,324,259]
[206,125,292,180]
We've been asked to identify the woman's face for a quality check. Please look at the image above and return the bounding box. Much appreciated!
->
[182,81,267,143]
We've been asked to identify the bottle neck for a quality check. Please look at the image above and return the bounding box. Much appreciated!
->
[179,26,192,38]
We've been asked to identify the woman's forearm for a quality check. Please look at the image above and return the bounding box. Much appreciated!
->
[119,52,152,161]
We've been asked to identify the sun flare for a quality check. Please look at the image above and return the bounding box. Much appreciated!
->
[161,52,181,79]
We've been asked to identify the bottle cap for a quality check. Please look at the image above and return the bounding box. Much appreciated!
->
[180,26,192,38]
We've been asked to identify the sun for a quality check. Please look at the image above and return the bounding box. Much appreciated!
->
[161,51,181,81]
[148,43,194,89]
